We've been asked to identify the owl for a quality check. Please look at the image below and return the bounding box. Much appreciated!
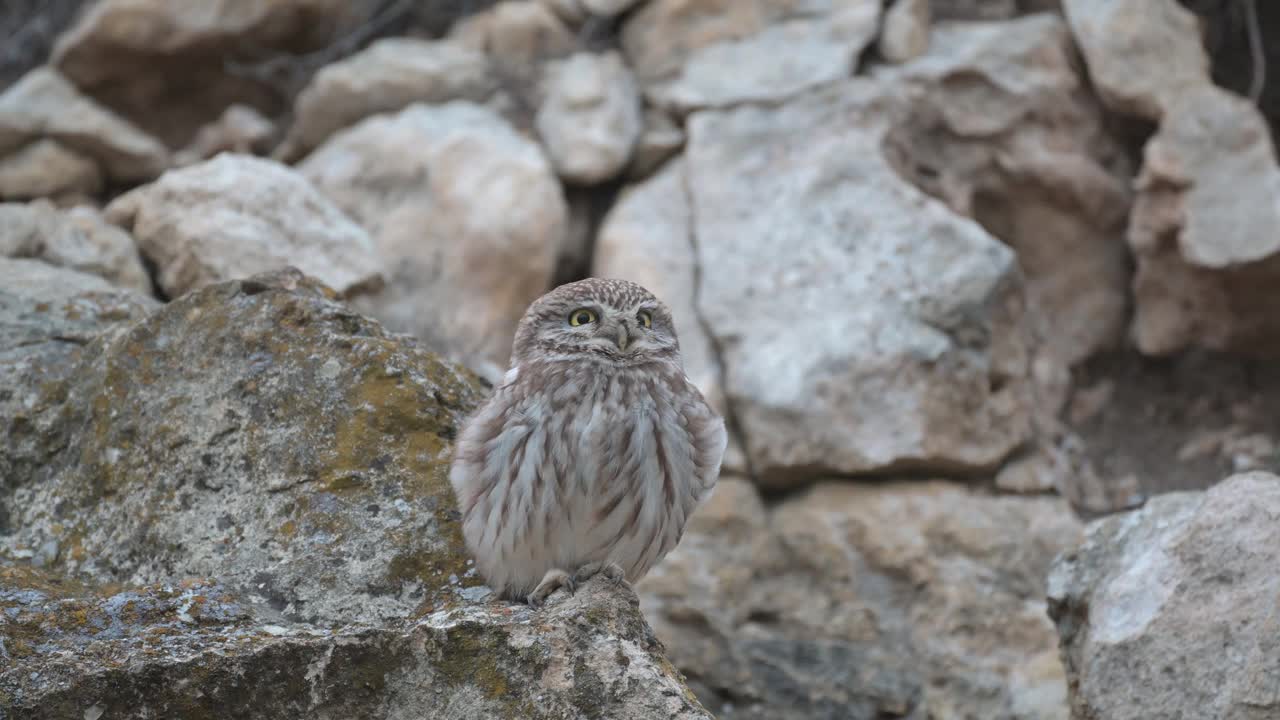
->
[449,278,727,606]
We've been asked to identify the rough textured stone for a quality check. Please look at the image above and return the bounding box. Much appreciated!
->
[1128,84,1280,357]
[104,154,383,300]
[628,107,685,179]
[628,0,882,113]
[0,258,156,496]
[1062,0,1209,120]
[0,139,102,200]
[175,104,276,166]
[688,79,1034,486]
[0,67,169,183]
[299,102,565,380]
[1047,472,1280,720]
[450,0,578,69]
[275,37,501,163]
[50,0,383,147]
[879,0,931,63]
[582,0,643,16]
[640,477,1082,719]
[0,200,151,294]
[536,51,643,184]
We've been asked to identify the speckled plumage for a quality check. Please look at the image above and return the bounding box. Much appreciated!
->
[449,278,727,605]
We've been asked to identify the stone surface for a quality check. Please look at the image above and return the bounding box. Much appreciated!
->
[880,0,931,63]
[639,477,1082,719]
[1047,471,1280,720]
[0,200,151,293]
[0,258,156,496]
[1062,0,1209,120]
[275,37,501,163]
[629,0,883,113]
[0,67,169,183]
[104,154,383,300]
[175,104,276,166]
[450,0,578,69]
[582,0,642,16]
[536,51,643,184]
[687,79,1034,486]
[50,0,383,147]
[299,102,565,381]
[0,139,102,200]
[628,106,685,179]
[1128,84,1280,357]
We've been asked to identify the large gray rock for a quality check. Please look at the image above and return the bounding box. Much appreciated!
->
[299,102,566,380]
[640,477,1082,719]
[687,78,1034,486]
[104,154,383,301]
[0,200,151,294]
[1047,472,1280,720]
[0,139,102,201]
[536,51,643,184]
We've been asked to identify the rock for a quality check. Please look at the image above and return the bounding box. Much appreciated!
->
[299,102,565,381]
[593,159,747,475]
[536,51,643,184]
[0,201,151,294]
[931,0,1060,19]
[1,563,711,718]
[450,1,578,69]
[0,139,102,201]
[104,154,383,300]
[687,79,1034,486]
[0,258,156,496]
[879,0,931,63]
[49,0,384,147]
[627,0,883,113]
[175,104,276,166]
[640,477,1082,719]
[1047,472,1280,719]
[275,37,501,163]
[628,106,685,179]
[1128,84,1280,356]
[582,0,643,16]
[0,67,169,183]
[1062,0,1210,120]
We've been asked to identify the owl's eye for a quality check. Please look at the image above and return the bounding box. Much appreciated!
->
[568,308,597,326]
[636,310,652,328]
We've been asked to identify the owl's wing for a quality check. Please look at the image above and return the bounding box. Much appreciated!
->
[678,377,729,503]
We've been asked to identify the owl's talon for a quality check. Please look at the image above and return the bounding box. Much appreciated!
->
[527,568,574,607]
[574,561,629,588]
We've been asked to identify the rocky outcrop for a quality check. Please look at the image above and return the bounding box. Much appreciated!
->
[0,200,151,293]
[536,51,644,184]
[299,102,566,380]
[1047,471,1280,720]
[104,154,383,301]
[639,477,1082,718]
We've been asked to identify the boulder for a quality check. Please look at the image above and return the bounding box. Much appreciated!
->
[449,1,578,69]
[0,139,102,201]
[628,107,685,179]
[175,104,277,166]
[104,154,383,300]
[535,51,643,184]
[639,477,1083,719]
[0,67,169,183]
[1047,472,1280,720]
[879,0,931,63]
[0,200,151,294]
[299,102,566,380]
[687,78,1035,486]
[275,37,501,163]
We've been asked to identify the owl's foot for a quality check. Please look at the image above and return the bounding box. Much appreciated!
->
[527,568,575,608]
[573,561,629,589]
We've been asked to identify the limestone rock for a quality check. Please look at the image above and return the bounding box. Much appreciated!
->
[175,104,276,166]
[1047,472,1280,720]
[50,0,383,147]
[0,200,151,294]
[879,0,931,63]
[582,0,643,16]
[536,51,643,184]
[0,139,102,201]
[276,37,500,163]
[299,102,565,380]
[1062,0,1209,120]
[0,67,169,183]
[626,0,882,113]
[688,79,1035,486]
[628,106,685,179]
[931,0,1060,20]
[104,154,383,300]
[1128,84,1280,356]
[639,477,1082,718]
[450,1,578,68]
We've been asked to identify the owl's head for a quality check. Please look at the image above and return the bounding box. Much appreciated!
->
[510,278,680,366]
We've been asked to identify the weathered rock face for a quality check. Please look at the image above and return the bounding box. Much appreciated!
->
[1047,472,1280,720]
[879,0,931,63]
[0,67,170,184]
[0,258,156,497]
[300,102,566,380]
[104,154,383,301]
[0,201,151,294]
[275,37,502,163]
[639,477,1082,719]
[687,79,1034,486]
[50,0,384,147]
[536,51,643,184]
[622,0,882,114]
[0,138,102,201]
[175,104,277,166]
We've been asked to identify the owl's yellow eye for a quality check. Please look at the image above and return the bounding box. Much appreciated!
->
[637,310,652,328]
[568,308,597,326]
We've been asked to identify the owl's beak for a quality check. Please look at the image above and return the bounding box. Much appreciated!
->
[613,323,630,352]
